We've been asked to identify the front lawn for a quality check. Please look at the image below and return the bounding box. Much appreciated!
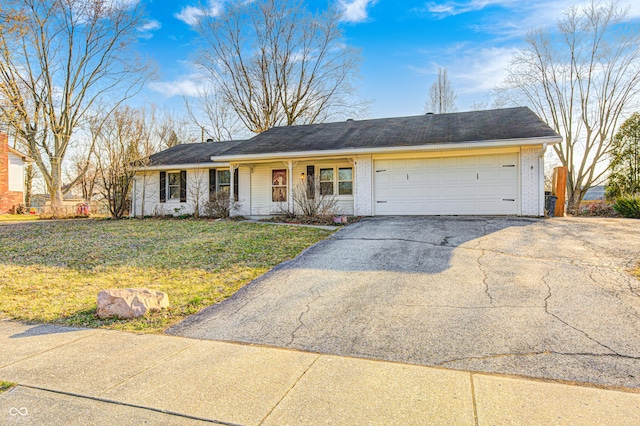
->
[0,214,40,222]
[0,219,332,333]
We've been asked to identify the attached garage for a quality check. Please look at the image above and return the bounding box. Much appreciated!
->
[137,107,562,218]
[374,152,519,215]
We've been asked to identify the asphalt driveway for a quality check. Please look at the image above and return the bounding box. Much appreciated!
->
[168,216,640,389]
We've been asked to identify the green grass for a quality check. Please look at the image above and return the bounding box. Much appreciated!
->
[0,219,332,332]
[0,381,16,393]
[0,214,40,222]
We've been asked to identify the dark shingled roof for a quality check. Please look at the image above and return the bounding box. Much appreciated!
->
[215,107,559,158]
[148,140,245,166]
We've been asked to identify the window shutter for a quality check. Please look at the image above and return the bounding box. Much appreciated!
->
[209,169,216,201]
[233,168,239,202]
[180,170,187,202]
[159,171,166,203]
[307,165,315,199]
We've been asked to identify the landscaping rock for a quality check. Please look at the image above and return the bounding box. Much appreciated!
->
[97,289,169,319]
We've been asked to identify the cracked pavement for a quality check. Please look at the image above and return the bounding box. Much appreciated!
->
[168,216,640,389]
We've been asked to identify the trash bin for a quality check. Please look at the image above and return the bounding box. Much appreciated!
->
[545,195,558,217]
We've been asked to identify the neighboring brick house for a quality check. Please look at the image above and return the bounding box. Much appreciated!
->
[0,133,33,214]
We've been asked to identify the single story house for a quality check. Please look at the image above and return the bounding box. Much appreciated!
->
[132,107,562,217]
[0,133,33,214]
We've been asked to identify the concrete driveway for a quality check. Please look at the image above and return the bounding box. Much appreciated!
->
[168,217,640,389]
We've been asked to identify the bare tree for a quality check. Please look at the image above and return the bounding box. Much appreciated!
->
[149,106,199,148]
[0,0,152,214]
[193,0,366,134]
[184,85,243,142]
[92,106,153,219]
[495,1,640,212]
[68,150,99,202]
[425,67,458,114]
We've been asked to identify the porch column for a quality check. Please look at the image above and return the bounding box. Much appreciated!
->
[229,163,237,215]
[287,160,293,213]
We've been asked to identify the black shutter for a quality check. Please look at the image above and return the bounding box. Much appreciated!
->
[233,168,239,202]
[180,170,187,202]
[307,165,315,199]
[159,171,166,203]
[209,169,216,201]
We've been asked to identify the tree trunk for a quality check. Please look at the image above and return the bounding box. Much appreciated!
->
[566,186,582,215]
[24,163,33,207]
[49,161,65,216]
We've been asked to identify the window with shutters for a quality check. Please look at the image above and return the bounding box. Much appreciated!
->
[217,170,230,193]
[161,170,186,203]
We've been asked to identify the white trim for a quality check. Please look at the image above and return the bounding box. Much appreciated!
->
[210,136,562,163]
[137,162,230,171]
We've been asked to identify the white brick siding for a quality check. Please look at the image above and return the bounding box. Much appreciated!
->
[520,147,543,216]
[354,155,372,216]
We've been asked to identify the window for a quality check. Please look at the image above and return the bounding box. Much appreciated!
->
[209,168,239,201]
[319,168,334,195]
[338,167,353,195]
[315,167,353,196]
[217,170,230,193]
[272,169,287,202]
[168,172,181,200]
[160,170,186,203]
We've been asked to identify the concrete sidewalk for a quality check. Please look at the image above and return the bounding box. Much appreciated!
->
[1,320,639,425]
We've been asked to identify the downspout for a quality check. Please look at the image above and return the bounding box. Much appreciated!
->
[539,143,548,216]
[348,158,357,215]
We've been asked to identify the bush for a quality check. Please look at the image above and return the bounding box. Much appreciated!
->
[202,192,242,219]
[613,196,640,218]
[576,200,619,217]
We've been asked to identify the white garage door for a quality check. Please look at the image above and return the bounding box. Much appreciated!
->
[374,153,519,215]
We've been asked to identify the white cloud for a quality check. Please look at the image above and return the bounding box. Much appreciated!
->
[148,73,208,98]
[137,19,161,39]
[140,20,161,32]
[410,45,518,109]
[175,1,224,26]
[339,0,377,23]
[425,0,517,17]
[425,0,640,35]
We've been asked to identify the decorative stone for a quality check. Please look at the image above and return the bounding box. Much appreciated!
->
[97,288,169,319]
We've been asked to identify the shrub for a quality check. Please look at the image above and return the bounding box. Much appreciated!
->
[576,200,619,217]
[291,176,338,218]
[613,196,640,218]
[202,192,242,219]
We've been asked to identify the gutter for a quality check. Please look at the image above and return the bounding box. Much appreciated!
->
[135,162,231,172]
[8,147,34,163]
[211,136,562,163]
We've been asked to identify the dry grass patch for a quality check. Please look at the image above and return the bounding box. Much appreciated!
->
[633,263,640,281]
[0,219,331,333]
[0,214,40,223]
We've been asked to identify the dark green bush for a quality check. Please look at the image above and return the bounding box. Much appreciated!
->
[613,196,640,218]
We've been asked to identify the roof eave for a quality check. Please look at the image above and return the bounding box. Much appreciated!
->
[8,147,34,162]
[136,161,231,171]
[211,136,562,162]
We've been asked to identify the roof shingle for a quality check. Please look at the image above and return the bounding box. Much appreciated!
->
[215,107,559,157]
[147,140,245,166]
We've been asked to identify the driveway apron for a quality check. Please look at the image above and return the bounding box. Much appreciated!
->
[168,216,640,389]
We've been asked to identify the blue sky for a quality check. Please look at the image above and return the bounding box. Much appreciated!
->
[136,0,640,122]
